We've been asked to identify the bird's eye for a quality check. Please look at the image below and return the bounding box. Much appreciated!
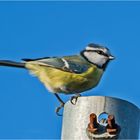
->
[97,51,103,55]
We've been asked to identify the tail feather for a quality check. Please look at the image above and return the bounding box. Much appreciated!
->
[0,60,25,68]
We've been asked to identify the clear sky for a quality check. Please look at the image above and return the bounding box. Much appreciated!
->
[0,1,140,139]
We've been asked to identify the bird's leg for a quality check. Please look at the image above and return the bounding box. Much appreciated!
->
[70,93,81,105]
[54,93,65,116]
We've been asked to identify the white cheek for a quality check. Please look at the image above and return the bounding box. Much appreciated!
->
[84,52,107,66]
[95,56,107,66]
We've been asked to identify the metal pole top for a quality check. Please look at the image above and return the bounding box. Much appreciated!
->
[61,96,140,140]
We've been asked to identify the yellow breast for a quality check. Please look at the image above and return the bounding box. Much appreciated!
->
[25,63,103,94]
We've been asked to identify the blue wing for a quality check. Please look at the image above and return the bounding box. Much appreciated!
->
[22,55,90,74]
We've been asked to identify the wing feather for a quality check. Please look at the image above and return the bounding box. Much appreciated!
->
[23,55,90,74]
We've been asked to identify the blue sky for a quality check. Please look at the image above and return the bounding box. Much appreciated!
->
[0,1,140,139]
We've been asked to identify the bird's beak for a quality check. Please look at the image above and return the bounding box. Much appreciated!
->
[109,55,115,60]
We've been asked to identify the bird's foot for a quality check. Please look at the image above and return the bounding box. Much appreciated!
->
[54,93,65,116]
[70,94,81,105]
[55,102,65,116]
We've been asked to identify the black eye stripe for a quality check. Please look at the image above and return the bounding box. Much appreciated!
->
[96,50,103,54]
[96,50,108,56]
[84,50,109,57]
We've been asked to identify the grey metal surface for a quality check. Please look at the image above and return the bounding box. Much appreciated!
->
[61,96,140,140]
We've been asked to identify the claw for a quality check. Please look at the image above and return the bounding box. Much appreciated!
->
[70,96,78,105]
[55,103,65,116]
[54,93,65,116]
[70,94,81,105]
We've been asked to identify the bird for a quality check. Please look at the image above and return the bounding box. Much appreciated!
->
[0,43,115,115]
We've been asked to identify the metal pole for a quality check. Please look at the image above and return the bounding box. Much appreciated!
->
[61,96,140,140]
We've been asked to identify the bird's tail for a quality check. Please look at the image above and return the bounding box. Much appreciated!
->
[0,60,25,68]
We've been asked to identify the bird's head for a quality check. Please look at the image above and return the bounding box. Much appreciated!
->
[80,43,115,70]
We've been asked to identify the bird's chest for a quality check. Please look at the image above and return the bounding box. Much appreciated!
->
[56,66,103,93]
[27,64,103,93]
[75,66,103,92]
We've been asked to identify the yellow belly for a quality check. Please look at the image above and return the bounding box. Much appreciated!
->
[25,63,103,94]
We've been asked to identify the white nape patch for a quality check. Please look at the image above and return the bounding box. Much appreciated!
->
[61,58,70,68]
[83,51,108,67]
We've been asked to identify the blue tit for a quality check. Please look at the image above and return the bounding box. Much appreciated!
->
[0,43,115,115]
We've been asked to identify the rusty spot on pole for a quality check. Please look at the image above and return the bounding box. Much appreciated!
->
[87,113,99,134]
[106,114,120,135]
[86,113,121,139]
